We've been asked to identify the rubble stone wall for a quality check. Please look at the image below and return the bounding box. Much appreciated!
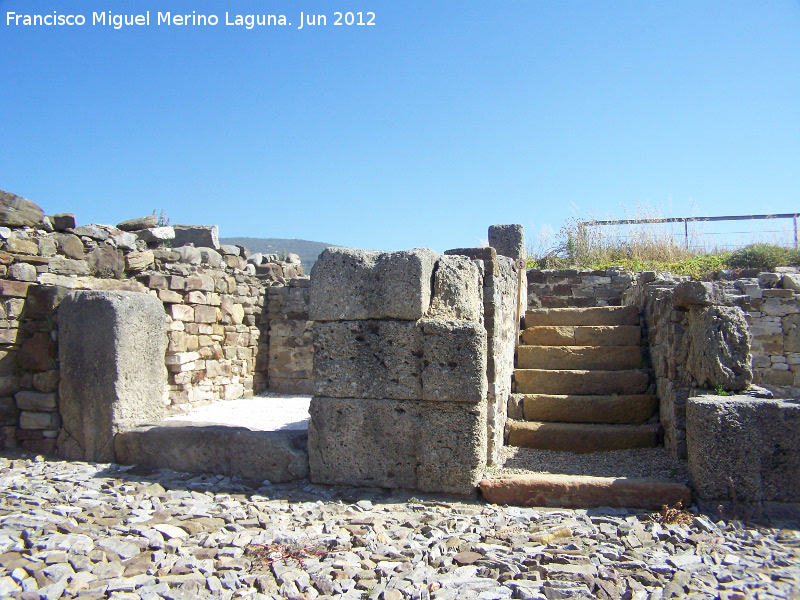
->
[527,267,634,308]
[0,189,307,452]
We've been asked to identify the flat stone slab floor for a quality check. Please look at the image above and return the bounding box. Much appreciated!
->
[164,393,311,431]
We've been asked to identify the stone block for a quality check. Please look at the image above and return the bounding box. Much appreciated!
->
[488,224,525,260]
[115,424,307,483]
[444,247,499,276]
[313,319,486,402]
[170,304,194,322]
[73,224,109,240]
[19,332,57,371]
[309,247,437,321]
[136,227,175,243]
[172,225,220,249]
[86,246,124,278]
[0,190,44,227]
[49,256,90,276]
[23,284,70,319]
[784,313,800,353]
[9,262,37,282]
[0,280,30,297]
[308,396,486,494]
[52,213,76,230]
[194,305,218,323]
[19,410,61,430]
[125,250,154,272]
[672,281,722,307]
[682,306,752,391]
[15,391,57,411]
[117,215,157,231]
[111,231,138,251]
[425,255,483,322]
[57,290,168,462]
[53,233,85,259]
[158,289,183,303]
[198,248,223,268]
[687,395,800,503]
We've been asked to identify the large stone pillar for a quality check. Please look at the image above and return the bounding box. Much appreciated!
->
[57,290,168,462]
[307,247,488,495]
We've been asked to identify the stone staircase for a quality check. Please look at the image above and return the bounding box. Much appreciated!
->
[480,306,691,510]
[508,305,660,452]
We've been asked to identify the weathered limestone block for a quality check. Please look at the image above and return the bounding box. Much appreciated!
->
[682,306,752,390]
[672,281,723,307]
[57,291,168,462]
[488,224,525,260]
[308,397,486,494]
[419,319,487,402]
[115,425,308,483]
[172,225,220,249]
[425,255,483,322]
[687,396,800,503]
[309,247,438,321]
[314,320,422,400]
[313,319,487,402]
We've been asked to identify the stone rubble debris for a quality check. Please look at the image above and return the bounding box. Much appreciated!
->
[1,454,798,600]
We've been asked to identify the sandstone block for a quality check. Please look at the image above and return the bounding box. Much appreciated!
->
[517,345,641,370]
[313,319,487,402]
[514,369,649,395]
[520,326,640,346]
[480,474,690,510]
[194,305,218,323]
[507,421,660,453]
[425,255,483,322]
[172,225,220,249]
[117,215,158,231]
[0,280,30,297]
[57,290,168,462]
[525,306,639,327]
[488,224,525,260]
[125,250,154,272]
[687,395,800,503]
[0,190,45,227]
[170,304,194,321]
[158,289,183,303]
[309,247,438,321]
[309,396,486,494]
[522,394,658,424]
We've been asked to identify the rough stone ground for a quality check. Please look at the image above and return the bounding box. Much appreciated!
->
[1,453,799,600]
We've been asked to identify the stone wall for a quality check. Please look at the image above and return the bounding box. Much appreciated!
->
[263,279,314,394]
[527,267,634,308]
[446,247,519,465]
[0,189,305,452]
[307,247,491,494]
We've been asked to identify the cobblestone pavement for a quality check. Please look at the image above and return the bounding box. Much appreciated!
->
[1,453,799,600]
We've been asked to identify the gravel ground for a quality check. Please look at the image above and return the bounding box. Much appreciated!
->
[1,454,799,600]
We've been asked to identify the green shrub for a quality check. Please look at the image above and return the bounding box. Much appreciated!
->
[726,244,790,270]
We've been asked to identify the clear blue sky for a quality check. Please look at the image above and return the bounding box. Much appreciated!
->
[2,1,798,253]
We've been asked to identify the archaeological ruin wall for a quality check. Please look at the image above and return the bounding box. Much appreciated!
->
[0,189,309,453]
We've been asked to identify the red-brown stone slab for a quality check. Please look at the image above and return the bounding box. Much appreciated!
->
[480,473,691,509]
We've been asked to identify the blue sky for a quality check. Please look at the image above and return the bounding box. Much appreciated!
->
[1,1,798,253]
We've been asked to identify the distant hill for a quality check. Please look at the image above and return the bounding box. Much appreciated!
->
[219,237,335,269]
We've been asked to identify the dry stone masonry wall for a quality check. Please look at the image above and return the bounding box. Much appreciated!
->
[527,267,634,308]
[0,189,306,452]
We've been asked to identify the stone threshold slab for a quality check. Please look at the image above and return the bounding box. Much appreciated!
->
[480,473,691,510]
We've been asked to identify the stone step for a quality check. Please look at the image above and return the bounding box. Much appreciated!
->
[517,345,642,370]
[520,326,641,347]
[525,306,639,328]
[114,422,309,483]
[480,473,690,509]
[519,394,658,424]
[514,368,649,395]
[506,421,661,453]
